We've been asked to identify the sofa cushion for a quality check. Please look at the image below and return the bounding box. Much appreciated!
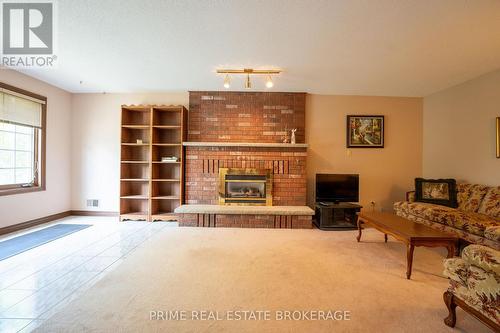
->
[453,212,500,238]
[401,202,498,237]
[457,183,490,213]
[478,186,500,218]
[414,178,457,207]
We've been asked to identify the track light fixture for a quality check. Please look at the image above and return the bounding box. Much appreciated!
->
[216,68,281,89]
[245,74,252,89]
[265,75,273,88]
[223,74,230,89]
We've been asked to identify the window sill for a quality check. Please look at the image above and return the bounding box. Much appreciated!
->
[0,185,45,197]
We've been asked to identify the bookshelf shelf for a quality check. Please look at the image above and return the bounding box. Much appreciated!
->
[122,125,150,129]
[153,125,181,129]
[121,195,149,199]
[120,105,187,222]
[152,179,180,182]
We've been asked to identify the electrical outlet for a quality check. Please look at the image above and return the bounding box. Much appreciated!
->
[86,199,99,208]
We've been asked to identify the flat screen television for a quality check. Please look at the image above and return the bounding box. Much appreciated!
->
[316,174,359,203]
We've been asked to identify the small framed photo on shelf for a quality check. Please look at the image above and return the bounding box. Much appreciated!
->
[496,117,499,158]
[346,115,384,148]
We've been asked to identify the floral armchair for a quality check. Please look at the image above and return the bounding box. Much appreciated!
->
[443,244,500,331]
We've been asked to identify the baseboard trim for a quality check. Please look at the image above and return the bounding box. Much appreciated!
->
[70,210,119,217]
[0,211,72,236]
[0,210,120,237]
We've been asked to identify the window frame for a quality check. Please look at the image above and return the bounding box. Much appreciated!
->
[0,82,46,196]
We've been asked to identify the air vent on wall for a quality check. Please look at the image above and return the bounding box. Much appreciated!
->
[86,199,99,208]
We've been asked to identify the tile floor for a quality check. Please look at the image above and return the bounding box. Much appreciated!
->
[0,216,174,333]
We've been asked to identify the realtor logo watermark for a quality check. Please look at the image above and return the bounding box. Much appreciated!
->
[1,0,57,67]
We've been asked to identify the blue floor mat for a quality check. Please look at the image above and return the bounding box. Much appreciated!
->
[0,224,92,261]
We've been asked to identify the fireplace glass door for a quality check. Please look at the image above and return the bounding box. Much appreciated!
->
[219,168,272,205]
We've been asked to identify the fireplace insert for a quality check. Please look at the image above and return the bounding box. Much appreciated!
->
[219,168,272,205]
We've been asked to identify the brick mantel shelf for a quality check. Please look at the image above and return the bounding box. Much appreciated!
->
[183,142,309,148]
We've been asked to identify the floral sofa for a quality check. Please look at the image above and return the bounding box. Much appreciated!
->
[394,184,500,250]
[443,245,499,330]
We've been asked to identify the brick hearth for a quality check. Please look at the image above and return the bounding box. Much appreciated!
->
[179,214,312,229]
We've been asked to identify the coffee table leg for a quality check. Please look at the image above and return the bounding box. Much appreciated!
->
[384,234,388,243]
[356,219,363,242]
[406,244,415,279]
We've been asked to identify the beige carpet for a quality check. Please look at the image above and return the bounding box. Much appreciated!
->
[37,227,487,332]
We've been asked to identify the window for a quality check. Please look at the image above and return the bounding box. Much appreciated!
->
[0,82,46,196]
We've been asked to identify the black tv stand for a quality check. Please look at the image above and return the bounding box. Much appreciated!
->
[314,202,362,230]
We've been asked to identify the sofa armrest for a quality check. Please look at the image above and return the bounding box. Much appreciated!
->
[484,226,500,243]
[406,191,416,202]
[443,258,468,285]
[462,245,500,276]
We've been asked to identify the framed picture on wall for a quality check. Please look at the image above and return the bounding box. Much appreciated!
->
[496,117,499,158]
[346,115,385,148]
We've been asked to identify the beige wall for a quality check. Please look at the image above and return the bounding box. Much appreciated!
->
[2,69,495,224]
[72,93,422,213]
[0,70,72,228]
[306,95,423,211]
[0,75,424,222]
[423,69,500,185]
[70,93,188,212]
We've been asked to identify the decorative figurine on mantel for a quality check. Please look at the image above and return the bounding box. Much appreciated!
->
[291,128,297,144]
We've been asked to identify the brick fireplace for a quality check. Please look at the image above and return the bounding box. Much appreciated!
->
[184,146,307,206]
[188,91,305,143]
[177,91,313,228]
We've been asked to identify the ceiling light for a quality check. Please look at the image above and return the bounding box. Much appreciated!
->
[265,75,273,88]
[223,74,230,89]
[245,74,252,89]
[217,68,281,89]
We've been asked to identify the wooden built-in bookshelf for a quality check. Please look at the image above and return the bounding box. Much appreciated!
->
[120,105,187,222]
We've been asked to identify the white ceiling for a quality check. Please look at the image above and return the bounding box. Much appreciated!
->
[16,0,500,96]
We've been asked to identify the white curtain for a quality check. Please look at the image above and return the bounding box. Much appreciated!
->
[0,90,43,128]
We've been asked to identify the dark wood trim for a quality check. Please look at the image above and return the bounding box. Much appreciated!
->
[40,100,47,191]
[70,210,119,217]
[405,191,415,202]
[0,211,71,236]
[0,186,44,197]
[0,81,47,102]
[0,210,120,237]
[0,81,47,196]
[443,291,500,332]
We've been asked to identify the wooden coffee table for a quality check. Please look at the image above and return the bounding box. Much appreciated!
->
[356,212,458,279]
